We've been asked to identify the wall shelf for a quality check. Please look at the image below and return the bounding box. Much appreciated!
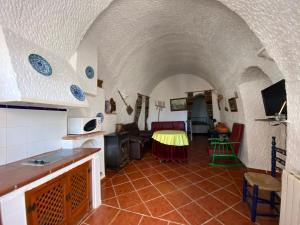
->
[62,131,105,140]
[255,118,289,125]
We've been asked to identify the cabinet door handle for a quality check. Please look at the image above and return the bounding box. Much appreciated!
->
[66,193,71,201]
[27,203,36,214]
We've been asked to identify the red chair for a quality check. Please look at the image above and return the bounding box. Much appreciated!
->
[208,123,244,167]
[151,121,188,161]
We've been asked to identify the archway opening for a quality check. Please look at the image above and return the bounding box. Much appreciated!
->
[238,67,285,170]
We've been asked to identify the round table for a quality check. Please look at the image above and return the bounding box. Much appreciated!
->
[152,130,189,146]
[152,130,189,161]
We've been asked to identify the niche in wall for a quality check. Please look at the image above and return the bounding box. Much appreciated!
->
[238,67,283,170]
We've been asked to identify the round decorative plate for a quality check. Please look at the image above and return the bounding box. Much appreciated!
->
[85,66,94,79]
[28,54,52,76]
[96,112,104,123]
[70,85,85,101]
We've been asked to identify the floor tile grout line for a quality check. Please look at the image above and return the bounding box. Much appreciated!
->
[123,169,153,217]
[107,169,228,197]
[81,207,98,224]
[108,162,232,189]
[201,217,225,225]
[102,146,259,224]
[103,170,234,208]
[111,177,121,208]
[142,170,193,225]
[103,202,183,224]
[202,196,255,223]
[190,184,251,222]
[133,163,189,222]
[226,168,244,196]
[137,215,143,225]
[108,209,121,225]
[230,200,262,222]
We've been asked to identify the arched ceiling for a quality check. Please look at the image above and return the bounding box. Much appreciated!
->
[0,0,298,94]
[85,0,267,95]
[0,0,113,58]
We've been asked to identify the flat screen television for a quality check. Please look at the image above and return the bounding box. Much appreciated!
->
[261,79,287,117]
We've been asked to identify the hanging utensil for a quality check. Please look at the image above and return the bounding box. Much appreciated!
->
[118,90,133,115]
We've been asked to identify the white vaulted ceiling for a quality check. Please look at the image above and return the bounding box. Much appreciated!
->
[0,0,113,58]
[1,0,299,93]
[86,0,265,94]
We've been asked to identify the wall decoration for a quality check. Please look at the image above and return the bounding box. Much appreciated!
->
[28,54,52,76]
[96,112,104,123]
[96,112,104,131]
[105,100,111,113]
[85,66,94,79]
[228,97,238,112]
[134,94,143,123]
[97,79,103,88]
[155,100,165,121]
[118,90,133,115]
[144,96,150,130]
[224,97,229,111]
[170,98,187,111]
[70,84,85,101]
[217,95,223,111]
[110,98,116,113]
[186,92,194,122]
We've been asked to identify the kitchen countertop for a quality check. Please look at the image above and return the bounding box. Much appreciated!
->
[0,148,100,197]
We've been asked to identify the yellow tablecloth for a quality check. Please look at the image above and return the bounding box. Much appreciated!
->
[152,130,189,146]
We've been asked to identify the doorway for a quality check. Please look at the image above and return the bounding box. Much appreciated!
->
[191,94,210,135]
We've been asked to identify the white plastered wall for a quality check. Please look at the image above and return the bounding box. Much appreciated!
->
[238,68,285,170]
[0,0,299,173]
[218,66,285,170]
[148,74,217,129]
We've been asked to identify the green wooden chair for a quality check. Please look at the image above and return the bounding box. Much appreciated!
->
[207,123,244,167]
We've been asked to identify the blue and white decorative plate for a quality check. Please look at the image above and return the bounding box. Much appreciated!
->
[85,66,94,79]
[28,54,52,76]
[70,85,85,101]
[96,112,104,123]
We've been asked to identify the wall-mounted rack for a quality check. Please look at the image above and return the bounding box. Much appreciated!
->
[255,118,288,126]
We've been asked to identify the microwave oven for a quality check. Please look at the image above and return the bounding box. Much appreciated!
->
[68,117,101,134]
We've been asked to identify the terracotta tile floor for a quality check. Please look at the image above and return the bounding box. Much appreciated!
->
[82,136,279,225]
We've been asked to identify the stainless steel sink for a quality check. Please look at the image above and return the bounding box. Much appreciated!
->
[22,150,75,166]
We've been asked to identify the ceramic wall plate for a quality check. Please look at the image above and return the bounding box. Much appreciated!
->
[70,85,85,101]
[85,66,94,79]
[28,54,52,76]
[96,112,104,123]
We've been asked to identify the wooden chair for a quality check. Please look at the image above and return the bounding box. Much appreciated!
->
[208,123,244,167]
[242,136,286,222]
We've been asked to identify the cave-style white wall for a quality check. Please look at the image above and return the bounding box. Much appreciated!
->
[148,74,215,129]
[73,38,98,96]
[285,80,300,173]
[238,68,285,170]
[0,26,88,107]
[218,66,285,170]
[1,0,298,84]
[217,0,300,82]
[0,0,113,58]
[88,0,269,97]
[0,0,300,172]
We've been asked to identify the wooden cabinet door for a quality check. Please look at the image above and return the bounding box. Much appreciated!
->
[67,161,92,224]
[26,161,92,225]
[25,174,69,225]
